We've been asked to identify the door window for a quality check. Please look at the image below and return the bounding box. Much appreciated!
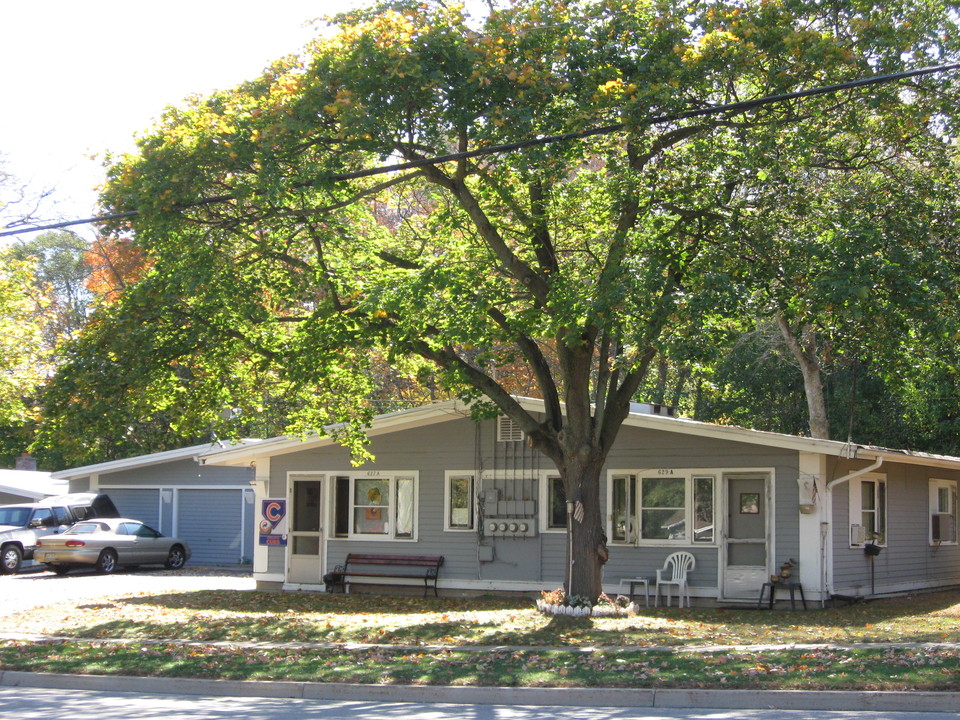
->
[726,476,767,567]
[292,479,322,556]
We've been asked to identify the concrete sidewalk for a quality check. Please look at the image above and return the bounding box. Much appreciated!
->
[2,669,960,714]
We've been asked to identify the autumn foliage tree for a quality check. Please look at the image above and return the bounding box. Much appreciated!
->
[84,236,151,302]
[52,0,960,599]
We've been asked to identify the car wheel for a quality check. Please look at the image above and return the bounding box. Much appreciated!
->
[95,549,118,574]
[0,544,22,574]
[165,545,187,570]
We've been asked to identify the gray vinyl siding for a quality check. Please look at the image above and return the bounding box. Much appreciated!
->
[177,489,245,565]
[265,414,802,596]
[68,478,91,493]
[267,541,286,575]
[271,417,486,583]
[832,461,960,596]
[0,492,32,505]
[602,427,799,594]
[101,459,249,487]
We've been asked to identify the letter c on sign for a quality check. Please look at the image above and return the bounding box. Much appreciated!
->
[264,501,284,523]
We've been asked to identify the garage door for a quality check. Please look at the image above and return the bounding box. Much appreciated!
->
[105,489,160,527]
[177,489,244,565]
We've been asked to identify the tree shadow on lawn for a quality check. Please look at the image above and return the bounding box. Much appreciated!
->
[112,585,960,623]
[47,587,960,647]
[115,588,531,614]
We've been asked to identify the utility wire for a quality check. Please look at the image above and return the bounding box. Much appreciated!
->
[3,60,959,239]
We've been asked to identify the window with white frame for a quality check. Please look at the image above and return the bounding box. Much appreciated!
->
[641,476,686,540]
[608,472,716,544]
[693,476,715,543]
[930,479,958,544]
[611,474,636,542]
[332,473,417,540]
[535,474,569,531]
[549,475,567,528]
[848,475,887,546]
[445,473,475,531]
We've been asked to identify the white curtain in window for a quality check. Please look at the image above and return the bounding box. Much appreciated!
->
[396,478,414,536]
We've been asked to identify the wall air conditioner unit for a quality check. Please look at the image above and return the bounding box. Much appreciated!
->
[932,513,955,542]
[849,524,866,546]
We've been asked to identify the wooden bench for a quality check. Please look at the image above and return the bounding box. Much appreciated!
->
[324,553,444,597]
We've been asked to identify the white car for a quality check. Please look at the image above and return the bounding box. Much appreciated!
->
[0,493,120,574]
[35,518,190,575]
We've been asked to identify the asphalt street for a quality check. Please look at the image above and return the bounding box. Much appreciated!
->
[1,686,959,720]
[0,687,960,720]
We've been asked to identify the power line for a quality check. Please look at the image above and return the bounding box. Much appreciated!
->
[3,61,959,239]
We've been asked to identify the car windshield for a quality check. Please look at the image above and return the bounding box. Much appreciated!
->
[66,522,107,534]
[0,507,31,526]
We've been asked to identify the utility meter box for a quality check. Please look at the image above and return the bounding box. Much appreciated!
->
[484,517,537,537]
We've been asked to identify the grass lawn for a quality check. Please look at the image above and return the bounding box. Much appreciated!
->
[1,586,958,690]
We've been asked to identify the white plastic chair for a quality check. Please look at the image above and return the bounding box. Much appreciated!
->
[655,551,696,608]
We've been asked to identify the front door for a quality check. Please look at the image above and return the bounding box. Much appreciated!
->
[722,476,769,599]
[288,475,324,585]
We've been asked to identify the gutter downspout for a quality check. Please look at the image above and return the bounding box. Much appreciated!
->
[823,454,885,598]
[826,455,884,491]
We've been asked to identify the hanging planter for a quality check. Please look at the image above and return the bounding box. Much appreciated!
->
[864,543,883,556]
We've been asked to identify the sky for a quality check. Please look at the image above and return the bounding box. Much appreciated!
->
[0,1,364,244]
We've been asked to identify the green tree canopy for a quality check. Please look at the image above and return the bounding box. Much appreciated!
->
[736,130,960,438]
[0,248,50,427]
[48,0,960,598]
[9,231,91,351]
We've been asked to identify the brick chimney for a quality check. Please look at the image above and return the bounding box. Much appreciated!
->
[14,453,37,472]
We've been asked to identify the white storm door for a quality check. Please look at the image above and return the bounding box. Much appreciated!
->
[722,476,769,599]
[288,476,324,585]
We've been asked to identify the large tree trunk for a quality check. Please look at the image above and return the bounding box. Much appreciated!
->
[776,314,830,440]
[560,454,607,600]
[550,343,616,600]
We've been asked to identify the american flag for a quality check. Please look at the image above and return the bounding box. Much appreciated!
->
[573,489,584,524]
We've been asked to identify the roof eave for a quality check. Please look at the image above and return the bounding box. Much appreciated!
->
[202,399,478,466]
[202,397,960,471]
[51,441,256,480]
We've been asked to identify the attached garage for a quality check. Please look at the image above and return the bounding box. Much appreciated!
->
[52,443,257,567]
[176,488,254,565]
[107,488,161,528]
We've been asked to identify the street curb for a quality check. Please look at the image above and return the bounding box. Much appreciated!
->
[1,671,960,712]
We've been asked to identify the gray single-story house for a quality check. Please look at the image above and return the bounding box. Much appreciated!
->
[200,398,960,604]
[52,443,257,566]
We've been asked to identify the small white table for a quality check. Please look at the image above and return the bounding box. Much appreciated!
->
[618,577,650,606]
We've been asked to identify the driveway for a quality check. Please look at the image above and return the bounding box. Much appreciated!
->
[0,565,254,618]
